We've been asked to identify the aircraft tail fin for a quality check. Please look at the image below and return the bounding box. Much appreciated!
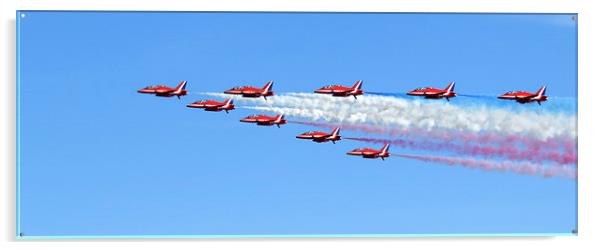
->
[352,80,363,92]
[380,143,390,154]
[535,85,546,98]
[176,80,187,92]
[275,114,284,123]
[224,98,233,106]
[262,81,274,94]
[330,127,340,137]
[444,81,456,94]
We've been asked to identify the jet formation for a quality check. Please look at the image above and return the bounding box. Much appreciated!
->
[138,80,549,159]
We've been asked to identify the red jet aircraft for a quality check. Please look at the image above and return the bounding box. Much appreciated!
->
[240,114,286,127]
[296,127,342,144]
[224,81,274,100]
[406,81,456,101]
[137,81,188,99]
[186,98,235,113]
[497,86,547,105]
[347,143,391,160]
[314,80,364,99]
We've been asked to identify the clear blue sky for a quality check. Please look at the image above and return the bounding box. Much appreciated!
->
[18,11,577,236]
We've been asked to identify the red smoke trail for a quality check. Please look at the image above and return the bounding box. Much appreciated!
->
[289,120,576,153]
[390,153,576,180]
[346,137,577,165]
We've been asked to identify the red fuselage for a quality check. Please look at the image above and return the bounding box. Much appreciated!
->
[224,81,274,99]
[240,114,286,127]
[406,81,456,100]
[314,80,364,98]
[138,81,188,98]
[224,87,274,97]
[347,148,390,159]
[296,129,342,143]
[498,91,547,104]
[347,144,390,160]
[406,87,456,99]
[186,99,235,113]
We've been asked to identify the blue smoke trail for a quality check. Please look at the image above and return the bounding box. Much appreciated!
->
[457,94,492,99]
[364,91,413,99]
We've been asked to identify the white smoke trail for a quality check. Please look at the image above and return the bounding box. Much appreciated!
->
[199,92,576,140]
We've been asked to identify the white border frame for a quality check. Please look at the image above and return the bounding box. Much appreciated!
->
[2,1,601,249]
